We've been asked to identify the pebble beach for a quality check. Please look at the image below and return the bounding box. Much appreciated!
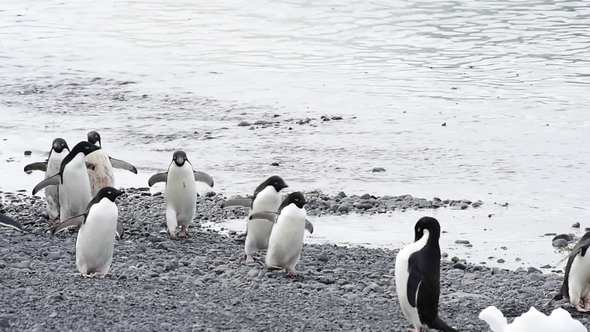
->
[1,190,587,331]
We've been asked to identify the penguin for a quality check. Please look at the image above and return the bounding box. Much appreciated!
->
[221,175,289,262]
[148,151,214,239]
[552,231,590,312]
[249,191,314,276]
[86,131,138,197]
[52,187,124,278]
[32,141,101,226]
[394,216,458,332]
[0,214,22,231]
[23,138,72,224]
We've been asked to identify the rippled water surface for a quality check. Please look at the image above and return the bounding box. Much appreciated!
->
[1,0,589,269]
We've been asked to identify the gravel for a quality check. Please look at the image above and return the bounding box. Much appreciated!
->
[0,191,587,331]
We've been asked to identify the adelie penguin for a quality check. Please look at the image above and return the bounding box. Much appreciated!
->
[32,141,101,226]
[52,187,124,278]
[221,175,289,262]
[0,214,23,232]
[23,138,94,224]
[86,131,138,197]
[551,231,590,312]
[249,191,314,276]
[148,151,214,239]
[23,138,71,223]
[394,216,459,332]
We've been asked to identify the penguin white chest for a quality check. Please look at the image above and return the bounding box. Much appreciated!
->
[76,198,118,276]
[266,205,307,268]
[246,187,281,251]
[86,149,115,196]
[568,252,590,301]
[394,232,429,330]
[60,153,93,222]
[165,164,197,226]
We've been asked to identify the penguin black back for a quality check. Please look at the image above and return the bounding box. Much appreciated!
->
[410,217,458,332]
[278,192,306,212]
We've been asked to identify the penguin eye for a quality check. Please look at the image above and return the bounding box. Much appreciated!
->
[85,146,89,149]
[107,191,112,194]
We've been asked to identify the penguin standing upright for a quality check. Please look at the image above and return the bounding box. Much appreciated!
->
[148,151,214,239]
[394,217,458,332]
[86,131,138,197]
[32,141,101,225]
[221,175,288,262]
[250,191,314,276]
[52,187,124,278]
[23,138,71,224]
[553,231,590,312]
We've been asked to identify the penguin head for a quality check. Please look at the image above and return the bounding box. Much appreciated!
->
[96,186,124,202]
[280,191,306,210]
[71,141,101,156]
[52,138,69,153]
[87,131,102,147]
[172,151,188,167]
[414,216,441,242]
[263,175,288,193]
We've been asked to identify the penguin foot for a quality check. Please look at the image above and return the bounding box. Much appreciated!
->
[178,229,190,238]
[245,255,255,263]
[584,300,590,311]
[169,231,178,240]
[575,304,588,312]
[285,268,298,276]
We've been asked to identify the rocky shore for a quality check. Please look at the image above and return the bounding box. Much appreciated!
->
[0,191,587,331]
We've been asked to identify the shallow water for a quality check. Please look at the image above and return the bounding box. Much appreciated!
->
[1,0,589,270]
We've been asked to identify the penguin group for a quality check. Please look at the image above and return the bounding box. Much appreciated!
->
[0,131,587,331]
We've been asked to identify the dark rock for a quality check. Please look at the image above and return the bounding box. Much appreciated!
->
[371,167,386,173]
[572,222,580,228]
[237,121,251,127]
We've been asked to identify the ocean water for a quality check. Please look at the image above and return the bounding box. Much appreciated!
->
[1,0,589,270]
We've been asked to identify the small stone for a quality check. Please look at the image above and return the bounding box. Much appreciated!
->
[24,150,32,156]
[472,200,483,208]
[338,191,346,198]
[165,261,179,271]
[254,120,273,125]
[527,267,542,274]
[331,116,343,120]
[337,203,350,213]
[572,222,580,228]
[270,162,280,167]
[46,252,61,260]
[237,121,251,127]
[455,240,470,245]
[247,269,259,278]
[0,318,9,328]
[552,239,568,248]
[355,200,373,210]
[371,167,386,173]
[497,259,506,264]
[317,255,329,263]
[453,263,467,270]
[319,276,336,285]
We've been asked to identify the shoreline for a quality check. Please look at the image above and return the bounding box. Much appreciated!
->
[0,190,587,331]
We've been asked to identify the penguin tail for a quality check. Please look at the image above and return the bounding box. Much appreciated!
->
[552,292,563,301]
[430,317,460,332]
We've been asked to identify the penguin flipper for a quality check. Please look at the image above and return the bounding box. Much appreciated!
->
[116,222,124,239]
[0,214,23,231]
[148,173,168,187]
[32,174,60,195]
[556,232,590,265]
[249,211,279,223]
[23,161,48,173]
[193,171,214,187]
[109,157,138,174]
[221,198,252,208]
[407,253,424,308]
[305,219,314,234]
[51,216,83,234]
